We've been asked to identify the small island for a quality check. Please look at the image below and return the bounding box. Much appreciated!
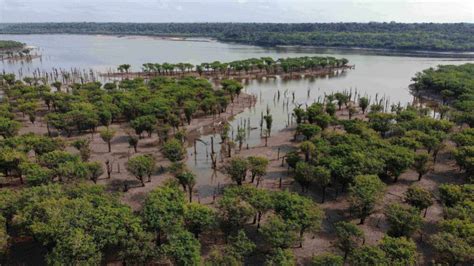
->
[0,40,39,62]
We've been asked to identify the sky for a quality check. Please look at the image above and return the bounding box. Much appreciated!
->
[0,0,473,23]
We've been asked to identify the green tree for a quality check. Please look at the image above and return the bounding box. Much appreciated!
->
[368,113,395,137]
[273,191,323,247]
[184,203,215,238]
[217,191,255,235]
[85,162,104,184]
[293,107,306,124]
[350,246,387,266]
[382,145,414,183]
[160,230,201,266]
[6,183,152,265]
[384,203,422,237]
[334,93,349,110]
[246,187,273,228]
[296,124,321,140]
[314,166,331,203]
[143,183,186,244]
[118,64,131,73]
[225,157,248,186]
[453,146,474,177]
[131,115,156,138]
[348,175,386,224]
[380,235,418,265]
[19,162,53,186]
[227,230,256,262]
[175,171,196,202]
[46,228,101,265]
[264,114,273,137]
[311,253,343,266]
[300,141,315,162]
[247,156,269,186]
[71,138,91,161]
[358,97,369,114]
[126,154,155,186]
[404,185,433,217]
[326,102,337,116]
[285,151,301,170]
[412,152,431,181]
[334,221,364,261]
[265,248,296,266]
[295,161,315,193]
[128,134,139,153]
[0,118,20,138]
[260,215,299,249]
[162,139,186,162]
[438,184,465,207]
[429,232,473,265]
[183,101,197,125]
[100,128,116,153]
[205,248,240,266]
[57,161,90,182]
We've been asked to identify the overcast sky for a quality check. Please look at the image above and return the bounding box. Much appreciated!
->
[0,0,472,23]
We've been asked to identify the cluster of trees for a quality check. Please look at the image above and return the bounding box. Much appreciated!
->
[0,22,472,51]
[0,40,24,50]
[285,89,472,264]
[0,180,326,264]
[139,56,349,77]
[0,133,107,186]
[312,220,420,265]
[430,183,474,264]
[412,63,474,178]
[291,98,452,200]
[412,63,474,127]
[224,156,269,187]
[303,65,474,265]
[0,80,109,187]
[0,73,242,188]
[0,183,153,264]
[0,73,237,139]
[210,185,322,264]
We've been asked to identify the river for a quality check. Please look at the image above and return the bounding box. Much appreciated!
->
[1,34,472,196]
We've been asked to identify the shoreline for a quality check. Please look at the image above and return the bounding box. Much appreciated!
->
[1,33,474,58]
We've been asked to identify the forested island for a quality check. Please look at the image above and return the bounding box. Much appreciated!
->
[106,56,350,79]
[0,40,24,51]
[0,22,473,52]
[0,55,472,264]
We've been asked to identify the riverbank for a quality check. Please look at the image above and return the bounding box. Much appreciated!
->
[273,45,474,59]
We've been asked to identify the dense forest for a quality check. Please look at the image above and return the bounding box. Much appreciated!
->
[0,22,473,51]
[0,40,24,50]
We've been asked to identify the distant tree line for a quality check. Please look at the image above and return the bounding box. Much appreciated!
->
[0,22,473,51]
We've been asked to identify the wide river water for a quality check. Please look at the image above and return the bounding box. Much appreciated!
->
[1,34,473,196]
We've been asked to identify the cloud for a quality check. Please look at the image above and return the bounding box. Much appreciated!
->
[0,0,472,23]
